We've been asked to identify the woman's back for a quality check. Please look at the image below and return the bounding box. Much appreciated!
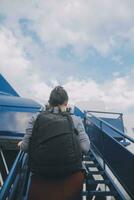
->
[18,86,90,200]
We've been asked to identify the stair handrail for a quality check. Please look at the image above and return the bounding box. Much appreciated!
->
[86,110,123,115]
[86,111,134,144]
[0,151,25,200]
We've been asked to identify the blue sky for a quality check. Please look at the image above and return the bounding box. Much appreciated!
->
[0,0,134,130]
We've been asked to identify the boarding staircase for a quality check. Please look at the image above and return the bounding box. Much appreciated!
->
[0,108,134,200]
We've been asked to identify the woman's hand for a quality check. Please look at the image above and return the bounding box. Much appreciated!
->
[17,141,22,148]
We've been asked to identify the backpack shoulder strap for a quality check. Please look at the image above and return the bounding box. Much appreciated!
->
[61,112,78,135]
[32,110,48,134]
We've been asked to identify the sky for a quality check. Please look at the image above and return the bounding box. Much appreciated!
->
[0,0,134,133]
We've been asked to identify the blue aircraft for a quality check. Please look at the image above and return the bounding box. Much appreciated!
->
[0,74,41,186]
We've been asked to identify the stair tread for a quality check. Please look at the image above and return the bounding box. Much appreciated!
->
[89,190,118,197]
[87,179,110,185]
[82,190,118,197]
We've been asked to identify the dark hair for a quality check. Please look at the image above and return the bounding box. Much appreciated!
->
[49,86,68,106]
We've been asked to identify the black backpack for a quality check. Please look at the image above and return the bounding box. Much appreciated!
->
[28,111,82,178]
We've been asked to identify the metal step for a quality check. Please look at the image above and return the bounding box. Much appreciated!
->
[87,179,110,185]
[83,155,91,161]
[89,190,118,197]
[82,190,118,197]
[86,163,99,168]
[88,170,105,175]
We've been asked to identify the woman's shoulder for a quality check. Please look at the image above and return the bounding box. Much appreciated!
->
[71,114,83,126]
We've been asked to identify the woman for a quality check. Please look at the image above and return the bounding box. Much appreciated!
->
[18,86,90,200]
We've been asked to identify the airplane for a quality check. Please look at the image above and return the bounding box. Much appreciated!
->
[0,74,41,185]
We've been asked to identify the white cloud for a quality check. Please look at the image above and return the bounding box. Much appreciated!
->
[112,55,123,65]
[0,27,51,103]
[0,23,134,113]
[112,71,121,77]
[0,0,134,55]
[0,27,30,90]
[64,75,134,113]
[64,79,103,103]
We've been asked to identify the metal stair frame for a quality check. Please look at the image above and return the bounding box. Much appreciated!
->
[85,111,134,200]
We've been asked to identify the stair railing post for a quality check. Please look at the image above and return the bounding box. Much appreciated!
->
[100,121,107,192]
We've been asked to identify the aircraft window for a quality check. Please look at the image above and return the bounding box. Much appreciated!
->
[0,112,37,133]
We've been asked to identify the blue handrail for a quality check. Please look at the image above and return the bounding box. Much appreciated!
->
[0,151,29,200]
[86,110,123,115]
[86,111,134,143]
